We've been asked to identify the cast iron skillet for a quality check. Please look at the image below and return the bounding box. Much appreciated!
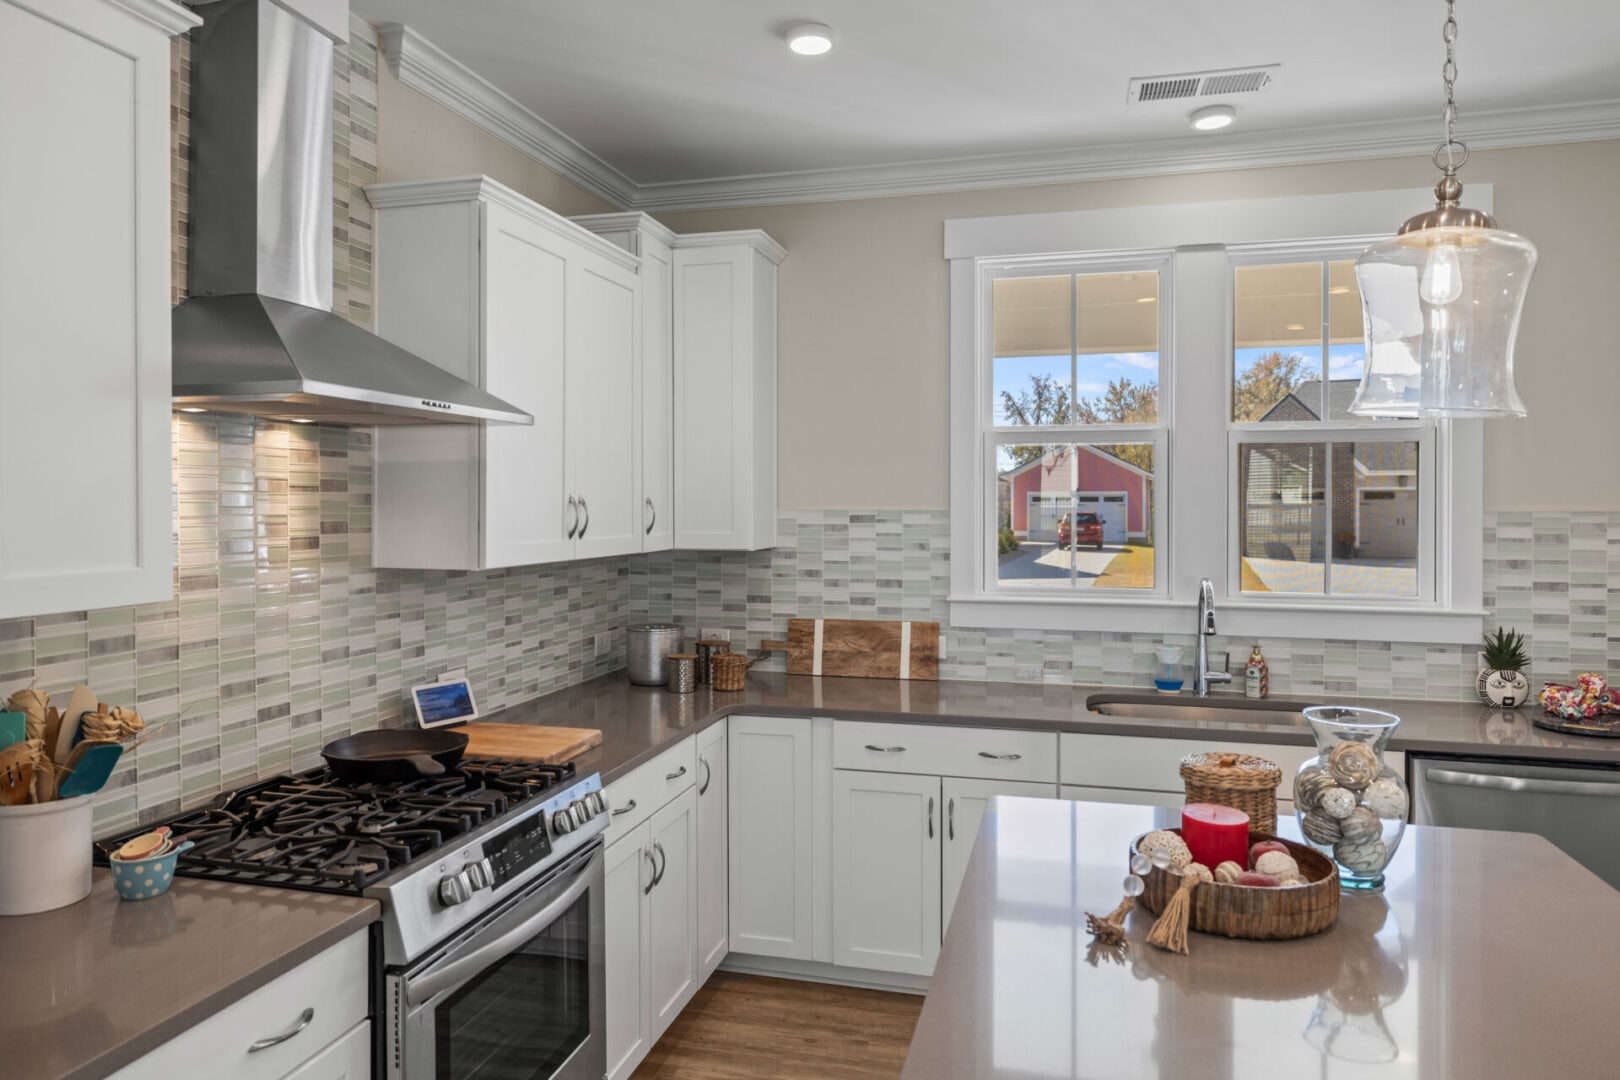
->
[321,728,469,783]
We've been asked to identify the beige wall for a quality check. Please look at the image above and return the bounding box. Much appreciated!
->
[659,140,1620,512]
[375,58,614,217]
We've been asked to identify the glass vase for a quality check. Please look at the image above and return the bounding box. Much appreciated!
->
[1294,706,1408,891]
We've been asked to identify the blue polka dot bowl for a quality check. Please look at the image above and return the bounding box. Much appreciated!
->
[109,840,193,902]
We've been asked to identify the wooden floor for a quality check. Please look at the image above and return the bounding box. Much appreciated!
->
[630,972,923,1080]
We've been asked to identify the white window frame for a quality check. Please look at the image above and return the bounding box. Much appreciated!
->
[981,250,1172,599]
[946,188,1486,644]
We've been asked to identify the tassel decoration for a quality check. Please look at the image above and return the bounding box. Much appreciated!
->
[1145,873,1199,955]
[1084,896,1135,947]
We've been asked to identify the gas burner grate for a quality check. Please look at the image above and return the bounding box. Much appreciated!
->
[96,756,579,894]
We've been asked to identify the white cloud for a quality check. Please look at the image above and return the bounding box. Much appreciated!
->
[1329,354,1363,374]
[1113,353,1158,370]
[1075,382,1108,396]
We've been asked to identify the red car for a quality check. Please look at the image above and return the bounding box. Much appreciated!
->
[1058,512,1104,550]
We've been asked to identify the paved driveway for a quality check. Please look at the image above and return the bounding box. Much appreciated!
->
[998,541,1124,586]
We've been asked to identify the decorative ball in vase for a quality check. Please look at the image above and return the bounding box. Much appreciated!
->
[1295,706,1407,891]
[1477,625,1530,708]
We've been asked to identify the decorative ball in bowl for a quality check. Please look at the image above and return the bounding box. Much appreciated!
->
[109,840,193,901]
[1295,706,1408,891]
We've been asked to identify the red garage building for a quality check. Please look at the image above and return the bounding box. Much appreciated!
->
[1004,446,1152,544]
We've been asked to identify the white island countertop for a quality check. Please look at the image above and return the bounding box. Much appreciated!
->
[902,798,1620,1080]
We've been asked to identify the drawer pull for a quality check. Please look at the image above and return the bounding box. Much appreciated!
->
[864,744,906,753]
[643,848,658,895]
[665,765,688,781]
[948,797,955,841]
[977,751,1023,761]
[611,799,637,817]
[927,796,934,839]
[248,1007,314,1053]
[698,756,712,795]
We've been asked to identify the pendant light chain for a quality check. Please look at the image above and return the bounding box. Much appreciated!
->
[1436,0,1467,176]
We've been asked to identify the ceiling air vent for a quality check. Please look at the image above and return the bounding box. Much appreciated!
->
[1127,65,1278,104]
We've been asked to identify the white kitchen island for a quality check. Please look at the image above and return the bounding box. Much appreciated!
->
[902,798,1620,1079]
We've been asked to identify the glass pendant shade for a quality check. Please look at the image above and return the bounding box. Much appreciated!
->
[1351,222,1536,418]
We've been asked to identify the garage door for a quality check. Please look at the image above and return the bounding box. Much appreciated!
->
[1358,490,1416,559]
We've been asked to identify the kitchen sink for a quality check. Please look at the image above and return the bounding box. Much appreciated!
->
[1085,693,1309,726]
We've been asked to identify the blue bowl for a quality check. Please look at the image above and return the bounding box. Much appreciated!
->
[1153,678,1185,693]
[109,841,193,901]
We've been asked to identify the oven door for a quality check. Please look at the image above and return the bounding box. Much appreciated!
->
[392,842,605,1080]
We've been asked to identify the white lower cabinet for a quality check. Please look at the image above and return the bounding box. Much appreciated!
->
[110,931,369,1080]
[941,778,1057,929]
[831,770,941,976]
[1059,784,1185,809]
[604,747,707,1080]
[728,715,815,959]
[695,721,729,980]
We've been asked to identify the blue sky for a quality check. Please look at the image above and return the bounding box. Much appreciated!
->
[1233,343,1367,389]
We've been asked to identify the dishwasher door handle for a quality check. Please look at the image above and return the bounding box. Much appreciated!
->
[1425,768,1620,798]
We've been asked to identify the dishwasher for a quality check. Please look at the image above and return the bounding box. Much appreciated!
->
[1411,756,1620,889]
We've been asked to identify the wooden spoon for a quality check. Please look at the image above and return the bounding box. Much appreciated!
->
[55,686,98,762]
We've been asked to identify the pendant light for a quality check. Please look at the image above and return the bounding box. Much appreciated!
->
[1350,0,1536,419]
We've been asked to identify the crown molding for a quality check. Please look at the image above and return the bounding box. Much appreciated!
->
[109,0,200,35]
[627,99,1620,212]
[671,229,787,264]
[348,14,378,47]
[377,23,638,209]
[366,23,1620,216]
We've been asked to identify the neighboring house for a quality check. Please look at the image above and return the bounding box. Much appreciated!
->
[1003,446,1152,543]
[1243,379,1417,562]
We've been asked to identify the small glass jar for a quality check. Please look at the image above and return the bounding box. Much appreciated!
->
[1295,706,1409,891]
[1153,645,1184,693]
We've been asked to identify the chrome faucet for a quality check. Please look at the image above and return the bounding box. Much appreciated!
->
[1194,578,1232,697]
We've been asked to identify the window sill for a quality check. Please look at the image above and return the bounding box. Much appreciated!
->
[948,594,1485,645]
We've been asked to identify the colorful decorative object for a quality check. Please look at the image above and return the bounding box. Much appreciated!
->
[1245,644,1270,699]
[1296,706,1408,891]
[1134,831,1342,943]
[1180,803,1250,872]
[1477,626,1531,707]
[1179,751,1281,834]
[1540,673,1619,721]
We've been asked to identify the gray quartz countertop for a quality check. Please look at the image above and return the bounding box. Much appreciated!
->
[902,798,1620,1079]
[0,871,378,1080]
[487,670,1620,783]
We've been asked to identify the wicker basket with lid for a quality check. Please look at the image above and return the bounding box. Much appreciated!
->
[1180,751,1283,834]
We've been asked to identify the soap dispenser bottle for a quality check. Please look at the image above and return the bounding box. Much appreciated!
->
[1244,644,1270,699]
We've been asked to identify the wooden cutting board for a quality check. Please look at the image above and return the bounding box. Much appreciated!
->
[462,723,603,763]
[766,618,939,681]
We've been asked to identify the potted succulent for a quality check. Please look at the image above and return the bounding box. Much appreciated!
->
[1477,626,1531,708]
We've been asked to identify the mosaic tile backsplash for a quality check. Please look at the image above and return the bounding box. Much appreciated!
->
[629,509,1620,704]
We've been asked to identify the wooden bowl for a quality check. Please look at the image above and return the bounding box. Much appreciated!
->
[1134,829,1339,940]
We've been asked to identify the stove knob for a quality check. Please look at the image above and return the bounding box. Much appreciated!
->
[438,872,474,908]
[586,791,606,816]
[465,860,493,890]
[571,801,591,828]
[594,790,610,815]
[551,809,575,837]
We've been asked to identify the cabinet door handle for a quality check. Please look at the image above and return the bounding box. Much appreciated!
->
[977,751,1023,761]
[645,496,656,535]
[698,756,712,795]
[611,798,636,817]
[248,1007,314,1053]
[643,847,658,894]
[666,764,688,782]
[948,797,955,841]
[566,496,579,539]
[579,497,590,538]
[864,744,906,754]
[927,796,934,840]
[652,841,667,886]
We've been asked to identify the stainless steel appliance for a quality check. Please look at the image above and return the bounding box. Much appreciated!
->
[1411,755,1620,888]
[99,757,610,1079]
[172,0,531,427]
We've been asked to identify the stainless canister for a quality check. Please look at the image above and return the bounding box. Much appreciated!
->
[627,624,681,686]
[694,639,730,685]
[666,654,699,694]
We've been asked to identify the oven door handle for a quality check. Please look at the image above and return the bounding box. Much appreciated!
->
[1424,767,1620,798]
[404,861,594,1008]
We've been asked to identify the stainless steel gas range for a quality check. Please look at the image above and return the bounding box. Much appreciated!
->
[100,758,611,1080]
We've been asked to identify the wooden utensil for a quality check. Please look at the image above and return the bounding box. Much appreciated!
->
[760,618,940,680]
[55,686,98,762]
[0,743,33,805]
[56,740,123,799]
[461,723,602,763]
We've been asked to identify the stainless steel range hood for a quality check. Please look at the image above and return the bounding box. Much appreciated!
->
[172,0,531,427]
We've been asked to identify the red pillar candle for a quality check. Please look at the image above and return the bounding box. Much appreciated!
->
[1180,803,1250,871]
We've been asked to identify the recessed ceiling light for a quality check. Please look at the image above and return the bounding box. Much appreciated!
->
[786,22,833,56]
[179,407,206,413]
[288,417,314,424]
[1284,323,1307,331]
[1135,296,1156,304]
[1328,285,1352,295]
[1189,104,1236,131]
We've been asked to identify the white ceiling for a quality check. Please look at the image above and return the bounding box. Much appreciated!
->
[352,0,1620,185]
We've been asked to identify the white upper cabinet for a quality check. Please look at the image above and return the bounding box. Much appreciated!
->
[0,0,195,618]
[367,177,641,570]
[574,213,676,552]
[672,233,784,551]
